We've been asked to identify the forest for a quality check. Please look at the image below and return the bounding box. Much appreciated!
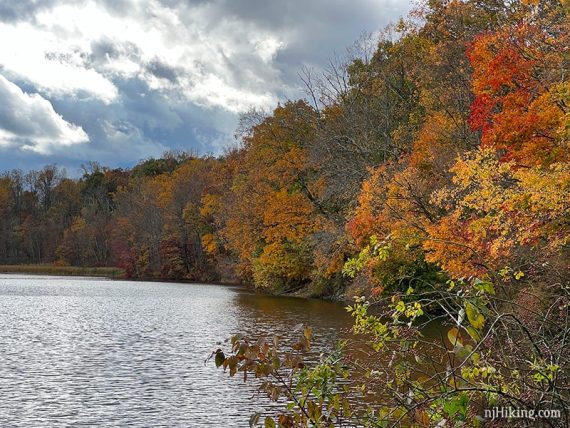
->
[1,0,567,295]
[1,0,569,424]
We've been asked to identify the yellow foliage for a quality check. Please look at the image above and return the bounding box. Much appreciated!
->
[200,194,221,218]
[70,217,87,233]
[201,233,219,255]
[425,148,570,277]
[253,242,311,288]
[263,189,322,245]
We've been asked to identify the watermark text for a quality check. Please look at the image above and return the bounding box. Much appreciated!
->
[484,406,561,421]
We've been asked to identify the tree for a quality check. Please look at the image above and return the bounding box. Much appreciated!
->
[217,101,327,290]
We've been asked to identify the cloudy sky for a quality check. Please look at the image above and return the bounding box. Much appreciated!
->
[0,0,411,173]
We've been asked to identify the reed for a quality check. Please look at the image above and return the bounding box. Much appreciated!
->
[0,265,125,278]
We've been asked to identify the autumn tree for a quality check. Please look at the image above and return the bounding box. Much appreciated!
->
[214,101,331,291]
[426,0,570,277]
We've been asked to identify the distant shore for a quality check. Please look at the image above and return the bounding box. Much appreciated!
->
[0,265,125,279]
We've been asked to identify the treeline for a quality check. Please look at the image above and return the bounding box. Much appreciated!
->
[0,156,225,281]
[207,1,569,424]
[1,0,568,300]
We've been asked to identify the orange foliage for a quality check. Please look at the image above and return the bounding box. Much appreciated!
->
[347,1,569,286]
[468,15,569,166]
[218,101,324,287]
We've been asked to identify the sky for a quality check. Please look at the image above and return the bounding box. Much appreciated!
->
[0,0,411,174]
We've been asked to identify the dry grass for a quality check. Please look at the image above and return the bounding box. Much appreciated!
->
[0,264,125,278]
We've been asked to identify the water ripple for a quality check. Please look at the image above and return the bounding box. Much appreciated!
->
[0,274,352,427]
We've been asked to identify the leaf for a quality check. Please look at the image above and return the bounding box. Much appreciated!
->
[455,344,473,360]
[228,356,239,377]
[214,351,225,368]
[303,326,312,341]
[466,302,485,329]
[473,279,495,295]
[272,356,281,370]
[466,326,482,342]
[231,333,245,345]
[249,412,260,427]
[447,327,463,347]
[416,410,431,426]
[443,393,469,419]
[264,417,276,428]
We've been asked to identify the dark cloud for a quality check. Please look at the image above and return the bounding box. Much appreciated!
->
[98,0,136,15]
[87,38,141,69]
[0,0,411,172]
[90,39,122,62]
[146,59,180,84]
[0,0,56,22]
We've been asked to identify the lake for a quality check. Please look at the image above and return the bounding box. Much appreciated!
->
[0,274,353,427]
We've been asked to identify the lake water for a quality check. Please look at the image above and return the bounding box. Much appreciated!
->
[0,274,353,427]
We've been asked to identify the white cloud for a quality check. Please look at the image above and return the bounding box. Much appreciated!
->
[0,0,287,111]
[0,0,412,116]
[0,74,89,154]
[0,0,412,170]
[0,19,119,103]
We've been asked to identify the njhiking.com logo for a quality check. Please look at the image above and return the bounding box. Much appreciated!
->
[484,406,561,422]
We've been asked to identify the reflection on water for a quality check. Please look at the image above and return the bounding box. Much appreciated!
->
[0,274,353,427]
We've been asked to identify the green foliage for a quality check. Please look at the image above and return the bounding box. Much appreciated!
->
[130,153,190,178]
[343,235,390,278]
[210,326,351,427]
[344,235,443,295]
[217,265,568,426]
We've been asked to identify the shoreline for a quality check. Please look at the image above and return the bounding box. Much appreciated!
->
[0,265,125,279]
[0,265,346,302]
[0,264,247,288]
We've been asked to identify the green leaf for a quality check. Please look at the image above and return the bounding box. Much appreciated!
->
[455,344,473,360]
[466,326,482,341]
[498,266,511,278]
[466,302,485,329]
[473,279,495,295]
[443,393,469,419]
[264,417,276,428]
[214,351,225,368]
